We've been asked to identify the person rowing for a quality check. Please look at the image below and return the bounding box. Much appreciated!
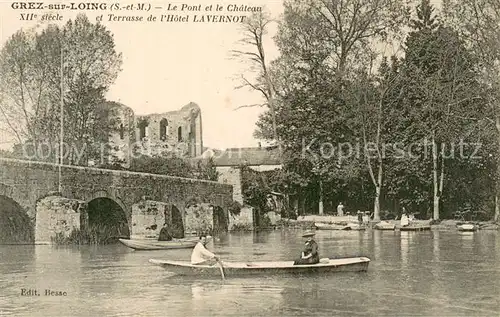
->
[191,234,220,265]
[293,230,320,265]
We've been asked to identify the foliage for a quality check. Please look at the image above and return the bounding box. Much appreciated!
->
[230,223,253,231]
[442,0,500,222]
[228,200,243,216]
[245,0,497,220]
[52,224,127,245]
[195,157,219,181]
[128,154,195,178]
[121,154,220,182]
[0,14,122,164]
[241,165,272,212]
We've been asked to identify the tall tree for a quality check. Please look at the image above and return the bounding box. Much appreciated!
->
[255,0,411,215]
[348,56,405,221]
[443,0,500,221]
[0,14,122,165]
[400,1,485,220]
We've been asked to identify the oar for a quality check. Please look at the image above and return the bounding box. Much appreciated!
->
[216,257,225,280]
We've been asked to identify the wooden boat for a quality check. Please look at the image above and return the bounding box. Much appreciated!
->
[119,237,210,250]
[374,221,396,230]
[400,225,431,231]
[149,256,370,277]
[315,222,350,230]
[345,223,366,231]
[457,224,477,232]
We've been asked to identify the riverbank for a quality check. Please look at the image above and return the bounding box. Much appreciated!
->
[275,215,499,231]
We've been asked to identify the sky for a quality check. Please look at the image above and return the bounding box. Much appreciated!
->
[0,0,284,150]
[0,0,446,150]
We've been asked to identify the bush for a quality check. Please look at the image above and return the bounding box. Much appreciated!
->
[230,223,252,231]
[258,213,272,228]
[52,223,127,245]
[228,201,243,216]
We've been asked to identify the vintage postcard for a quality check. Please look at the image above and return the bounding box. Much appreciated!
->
[0,0,499,316]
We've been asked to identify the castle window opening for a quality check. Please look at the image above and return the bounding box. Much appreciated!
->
[138,120,149,140]
[178,126,182,142]
[119,124,124,140]
[160,118,168,141]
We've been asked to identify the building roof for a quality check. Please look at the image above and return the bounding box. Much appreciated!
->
[207,146,282,167]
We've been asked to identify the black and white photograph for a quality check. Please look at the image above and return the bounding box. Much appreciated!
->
[0,0,499,316]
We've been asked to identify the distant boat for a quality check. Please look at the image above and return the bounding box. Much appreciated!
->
[149,256,371,277]
[400,225,431,231]
[457,224,477,232]
[374,221,396,231]
[345,223,366,231]
[315,223,350,230]
[119,237,211,250]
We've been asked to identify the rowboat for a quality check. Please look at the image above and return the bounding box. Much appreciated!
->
[400,225,431,231]
[345,223,366,230]
[374,221,396,230]
[119,237,210,250]
[149,256,370,277]
[457,224,477,232]
[315,222,350,230]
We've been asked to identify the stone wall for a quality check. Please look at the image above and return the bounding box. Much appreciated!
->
[184,203,213,235]
[0,158,234,241]
[228,206,254,231]
[106,102,135,167]
[130,200,170,239]
[217,166,243,204]
[35,196,85,244]
[134,102,203,158]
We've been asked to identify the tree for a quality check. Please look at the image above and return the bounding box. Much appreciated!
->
[398,1,486,220]
[0,28,49,146]
[443,0,500,221]
[195,157,220,181]
[232,10,282,155]
[0,14,123,164]
[254,0,411,216]
[347,56,405,221]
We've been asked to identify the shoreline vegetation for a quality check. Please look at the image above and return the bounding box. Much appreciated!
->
[3,215,498,246]
[51,224,128,245]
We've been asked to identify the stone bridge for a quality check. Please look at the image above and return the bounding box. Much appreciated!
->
[0,158,234,244]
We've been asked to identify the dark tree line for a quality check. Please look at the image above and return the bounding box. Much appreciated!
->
[236,0,498,221]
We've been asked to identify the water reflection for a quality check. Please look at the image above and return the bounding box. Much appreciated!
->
[400,231,409,269]
[1,231,499,316]
[252,230,270,244]
[433,230,440,262]
[459,232,474,250]
[372,229,381,261]
[190,281,284,316]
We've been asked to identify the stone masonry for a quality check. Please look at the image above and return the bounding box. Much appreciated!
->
[0,158,233,243]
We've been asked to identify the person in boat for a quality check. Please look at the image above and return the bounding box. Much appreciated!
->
[158,223,173,241]
[294,231,320,265]
[191,235,220,265]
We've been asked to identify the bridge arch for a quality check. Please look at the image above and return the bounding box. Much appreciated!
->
[170,204,184,238]
[213,205,228,235]
[86,194,130,243]
[0,194,34,244]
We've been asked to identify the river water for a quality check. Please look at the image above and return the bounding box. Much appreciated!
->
[1,229,499,317]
